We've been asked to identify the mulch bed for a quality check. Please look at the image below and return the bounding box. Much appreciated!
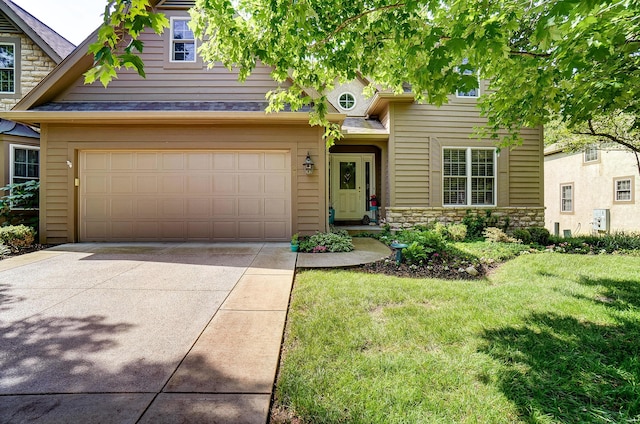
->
[350,254,494,280]
[0,244,53,260]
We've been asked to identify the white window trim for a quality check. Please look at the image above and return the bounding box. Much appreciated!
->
[9,144,39,210]
[455,58,480,98]
[0,42,16,94]
[442,147,496,207]
[614,177,634,203]
[338,92,356,111]
[560,183,574,213]
[455,78,480,98]
[170,17,197,63]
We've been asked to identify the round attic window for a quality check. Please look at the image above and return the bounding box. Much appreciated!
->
[338,92,356,111]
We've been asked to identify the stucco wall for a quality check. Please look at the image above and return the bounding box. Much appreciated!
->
[544,149,640,234]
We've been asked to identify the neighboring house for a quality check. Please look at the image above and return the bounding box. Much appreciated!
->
[2,0,544,244]
[0,0,74,196]
[545,144,640,234]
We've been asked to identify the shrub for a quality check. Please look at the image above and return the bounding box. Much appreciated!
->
[483,227,519,243]
[0,225,35,250]
[299,231,354,253]
[447,224,468,241]
[512,228,532,244]
[395,229,446,255]
[432,222,448,238]
[0,243,10,257]
[0,181,39,228]
[403,241,428,265]
[528,227,551,246]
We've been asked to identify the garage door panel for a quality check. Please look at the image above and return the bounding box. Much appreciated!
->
[135,222,159,238]
[238,174,263,194]
[112,221,134,239]
[84,152,108,170]
[186,198,211,217]
[111,199,134,218]
[265,222,287,239]
[238,222,262,239]
[186,153,212,170]
[111,153,134,170]
[238,198,263,217]
[84,198,108,218]
[212,222,238,239]
[161,199,185,217]
[265,198,288,216]
[160,221,186,239]
[137,199,159,218]
[80,151,291,241]
[213,175,236,193]
[162,153,185,170]
[238,153,261,170]
[212,198,236,216]
[187,175,211,193]
[161,176,184,193]
[137,153,158,170]
[137,176,158,193]
[85,176,108,194]
[213,153,235,170]
[111,176,134,193]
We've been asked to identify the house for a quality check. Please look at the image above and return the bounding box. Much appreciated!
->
[0,0,74,194]
[2,0,544,244]
[544,144,639,234]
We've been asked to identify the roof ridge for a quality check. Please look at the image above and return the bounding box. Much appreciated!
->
[2,0,76,62]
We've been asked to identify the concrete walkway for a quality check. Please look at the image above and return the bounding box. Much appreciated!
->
[0,243,295,424]
[296,237,391,268]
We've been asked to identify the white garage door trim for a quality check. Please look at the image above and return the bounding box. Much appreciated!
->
[79,150,292,242]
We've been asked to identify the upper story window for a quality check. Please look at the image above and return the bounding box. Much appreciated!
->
[338,92,356,111]
[0,43,15,94]
[443,147,495,206]
[10,145,39,209]
[583,145,599,163]
[171,18,196,62]
[456,58,479,98]
[560,183,573,213]
[614,177,633,202]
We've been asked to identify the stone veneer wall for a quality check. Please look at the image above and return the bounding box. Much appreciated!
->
[0,32,58,111]
[385,207,546,230]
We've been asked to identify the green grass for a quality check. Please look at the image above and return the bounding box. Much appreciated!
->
[274,253,640,423]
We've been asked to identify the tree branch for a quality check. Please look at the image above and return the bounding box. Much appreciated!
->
[509,50,551,58]
[312,3,406,49]
[574,119,640,154]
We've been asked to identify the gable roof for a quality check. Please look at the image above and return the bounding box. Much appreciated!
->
[0,0,75,63]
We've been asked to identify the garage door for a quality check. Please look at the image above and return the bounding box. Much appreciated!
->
[79,151,291,241]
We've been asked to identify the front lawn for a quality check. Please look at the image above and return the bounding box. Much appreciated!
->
[272,253,640,423]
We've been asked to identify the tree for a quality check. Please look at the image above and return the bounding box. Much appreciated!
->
[88,0,640,148]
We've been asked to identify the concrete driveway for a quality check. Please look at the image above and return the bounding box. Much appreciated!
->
[0,242,296,424]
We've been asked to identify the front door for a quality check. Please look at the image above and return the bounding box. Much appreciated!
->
[330,154,375,221]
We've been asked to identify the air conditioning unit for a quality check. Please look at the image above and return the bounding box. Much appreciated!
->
[593,209,610,233]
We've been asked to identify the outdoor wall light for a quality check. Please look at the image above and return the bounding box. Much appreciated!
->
[303,152,314,175]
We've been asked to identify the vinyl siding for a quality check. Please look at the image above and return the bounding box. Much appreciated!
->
[41,123,324,243]
[57,11,289,103]
[390,99,543,207]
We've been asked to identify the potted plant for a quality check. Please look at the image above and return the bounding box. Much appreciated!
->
[290,233,299,252]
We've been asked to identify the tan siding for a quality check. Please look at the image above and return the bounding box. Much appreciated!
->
[42,123,324,243]
[390,101,543,208]
[57,11,289,103]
